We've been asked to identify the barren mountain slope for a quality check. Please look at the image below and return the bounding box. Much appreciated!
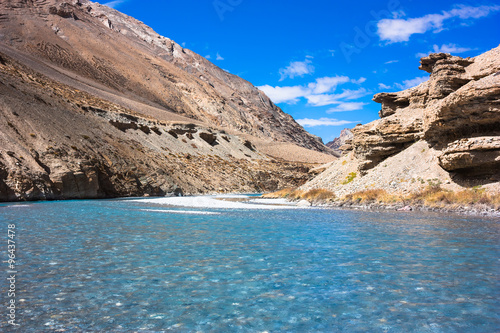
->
[0,0,329,153]
[0,0,339,201]
[0,52,324,201]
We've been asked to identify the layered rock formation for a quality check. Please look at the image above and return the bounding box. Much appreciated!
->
[302,46,500,196]
[0,0,335,201]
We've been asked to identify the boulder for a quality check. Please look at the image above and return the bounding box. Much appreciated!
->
[296,199,311,207]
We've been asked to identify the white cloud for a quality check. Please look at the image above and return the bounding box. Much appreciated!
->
[279,58,315,81]
[103,0,127,8]
[384,60,399,64]
[216,52,224,61]
[258,85,309,104]
[351,77,367,84]
[378,14,446,43]
[297,118,357,127]
[326,102,368,113]
[205,55,211,59]
[332,88,370,100]
[449,4,500,19]
[308,76,350,94]
[433,43,471,53]
[416,43,473,57]
[377,5,500,43]
[304,94,340,107]
[306,88,370,107]
[258,76,366,105]
[378,83,392,90]
[395,76,428,90]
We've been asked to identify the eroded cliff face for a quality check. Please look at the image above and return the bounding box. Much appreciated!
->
[302,46,500,196]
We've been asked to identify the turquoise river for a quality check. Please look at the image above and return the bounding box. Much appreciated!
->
[0,194,499,332]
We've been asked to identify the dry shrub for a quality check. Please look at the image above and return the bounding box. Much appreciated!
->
[263,188,335,202]
[407,186,499,208]
[453,190,489,205]
[288,189,305,200]
[344,189,397,203]
[264,186,500,210]
[491,193,500,207]
[262,188,295,198]
[423,190,453,206]
[301,189,335,202]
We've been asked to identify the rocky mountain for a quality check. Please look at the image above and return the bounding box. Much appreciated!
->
[0,0,335,201]
[302,46,500,197]
[1,0,329,152]
[325,128,353,156]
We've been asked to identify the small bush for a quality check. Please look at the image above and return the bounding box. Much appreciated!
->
[406,186,500,208]
[342,172,357,185]
[263,188,335,202]
[262,188,295,198]
[344,189,396,203]
[288,189,304,200]
[302,189,336,202]
[426,178,442,189]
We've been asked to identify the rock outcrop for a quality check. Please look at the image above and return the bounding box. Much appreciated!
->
[438,137,500,173]
[301,46,500,196]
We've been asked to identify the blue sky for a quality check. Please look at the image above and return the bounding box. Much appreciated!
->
[101,0,500,142]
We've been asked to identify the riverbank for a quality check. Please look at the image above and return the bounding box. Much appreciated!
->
[262,187,500,218]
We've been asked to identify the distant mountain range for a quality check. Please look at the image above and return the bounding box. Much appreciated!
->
[326,128,353,156]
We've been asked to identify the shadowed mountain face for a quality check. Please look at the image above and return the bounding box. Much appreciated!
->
[0,0,328,152]
[0,0,336,201]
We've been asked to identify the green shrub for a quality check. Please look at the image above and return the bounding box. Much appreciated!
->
[342,172,357,184]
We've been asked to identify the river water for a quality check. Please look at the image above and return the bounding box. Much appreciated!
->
[0,195,498,332]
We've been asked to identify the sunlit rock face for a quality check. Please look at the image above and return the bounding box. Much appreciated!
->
[343,46,500,175]
[302,46,500,196]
